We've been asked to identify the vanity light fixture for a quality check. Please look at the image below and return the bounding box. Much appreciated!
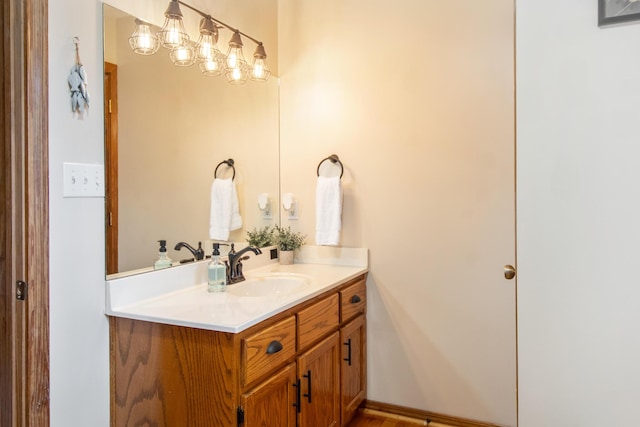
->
[129,0,271,84]
[129,19,160,55]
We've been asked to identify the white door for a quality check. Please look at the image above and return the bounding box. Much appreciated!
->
[517,1,640,425]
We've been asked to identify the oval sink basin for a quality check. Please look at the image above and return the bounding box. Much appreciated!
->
[228,273,312,298]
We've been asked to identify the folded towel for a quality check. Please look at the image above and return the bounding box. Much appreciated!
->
[315,176,342,245]
[209,178,242,240]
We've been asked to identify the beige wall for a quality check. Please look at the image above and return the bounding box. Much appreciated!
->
[278,0,516,424]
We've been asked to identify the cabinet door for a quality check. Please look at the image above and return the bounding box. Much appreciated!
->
[241,363,297,427]
[340,315,366,426]
[297,332,340,427]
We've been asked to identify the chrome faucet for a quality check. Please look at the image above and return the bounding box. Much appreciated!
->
[174,241,205,262]
[227,243,262,284]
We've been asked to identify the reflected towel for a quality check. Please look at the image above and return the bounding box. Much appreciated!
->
[209,178,242,240]
[315,176,342,246]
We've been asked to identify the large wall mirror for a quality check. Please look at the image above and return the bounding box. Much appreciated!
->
[103,2,280,278]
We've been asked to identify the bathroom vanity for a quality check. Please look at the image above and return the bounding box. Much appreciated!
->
[106,248,367,427]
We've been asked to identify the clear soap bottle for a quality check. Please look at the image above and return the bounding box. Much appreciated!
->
[153,240,172,269]
[208,243,227,292]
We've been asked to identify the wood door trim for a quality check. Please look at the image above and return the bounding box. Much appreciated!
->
[0,0,50,425]
[24,0,50,424]
[363,400,503,427]
[0,0,18,424]
[104,62,118,274]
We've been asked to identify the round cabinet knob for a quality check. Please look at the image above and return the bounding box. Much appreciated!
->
[504,265,516,280]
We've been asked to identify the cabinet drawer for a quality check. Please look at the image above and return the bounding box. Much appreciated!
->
[298,294,340,350]
[340,279,366,322]
[243,316,296,386]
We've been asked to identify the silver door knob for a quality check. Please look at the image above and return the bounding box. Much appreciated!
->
[504,265,516,280]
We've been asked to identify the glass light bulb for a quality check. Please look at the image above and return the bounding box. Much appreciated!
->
[169,44,195,66]
[176,47,188,61]
[139,34,152,49]
[227,50,239,69]
[199,57,224,76]
[200,40,212,59]
[168,27,180,45]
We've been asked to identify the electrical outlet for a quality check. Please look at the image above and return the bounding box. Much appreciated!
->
[63,162,104,198]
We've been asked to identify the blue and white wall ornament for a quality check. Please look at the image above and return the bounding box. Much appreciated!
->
[68,36,90,118]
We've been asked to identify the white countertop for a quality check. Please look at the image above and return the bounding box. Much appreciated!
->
[106,246,368,333]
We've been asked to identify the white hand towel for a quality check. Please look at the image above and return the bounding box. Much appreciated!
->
[230,182,243,231]
[315,176,342,246]
[209,178,241,241]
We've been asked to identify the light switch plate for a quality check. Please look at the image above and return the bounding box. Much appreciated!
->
[63,162,104,198]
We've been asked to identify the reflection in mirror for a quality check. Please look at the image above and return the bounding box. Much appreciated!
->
[103,4,280,278]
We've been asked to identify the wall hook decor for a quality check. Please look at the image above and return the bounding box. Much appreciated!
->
[258,193,272,219]
[282,193,298,220]
[68,36,90,118]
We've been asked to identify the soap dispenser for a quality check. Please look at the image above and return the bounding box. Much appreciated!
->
[208,243,227,292]
[154,240,172,270]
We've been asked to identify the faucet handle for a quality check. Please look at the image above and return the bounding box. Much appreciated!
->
[195,241,205,260]
[224,260,230,282]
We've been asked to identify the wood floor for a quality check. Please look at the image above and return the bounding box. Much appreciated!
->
[347,409,456,427]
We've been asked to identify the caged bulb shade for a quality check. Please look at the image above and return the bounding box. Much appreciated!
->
[197,34,217,59]
[169,44,196,66]
[224,31,249,84]
[225,59,249,84]
[158,0,189,49]
[224,32,247,69]
[250,44,270,82]
[196,18,224,75]
[129,20,159,55]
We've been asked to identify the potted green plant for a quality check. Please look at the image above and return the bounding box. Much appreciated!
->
[245,225,276,248]
[274,225,306,265]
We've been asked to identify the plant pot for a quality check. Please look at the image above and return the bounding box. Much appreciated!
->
[279,250,294,265]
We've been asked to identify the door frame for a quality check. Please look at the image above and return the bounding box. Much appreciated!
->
[104,62,118,275]
[0,0,50,425]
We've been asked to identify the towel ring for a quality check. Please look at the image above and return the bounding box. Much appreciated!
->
[317,154,344,178]
[214,158,236,180]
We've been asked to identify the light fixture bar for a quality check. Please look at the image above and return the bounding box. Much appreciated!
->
[176,1,262,46]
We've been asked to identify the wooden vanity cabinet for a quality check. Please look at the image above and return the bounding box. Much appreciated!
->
[297,331,341,426]
[110,274,366,427]
[340,315,366,425]
[338,278,367,426]
[240,362,297,426]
